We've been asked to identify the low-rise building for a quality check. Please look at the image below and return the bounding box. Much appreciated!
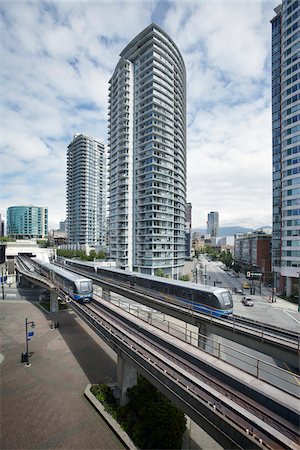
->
[234,230,272,278]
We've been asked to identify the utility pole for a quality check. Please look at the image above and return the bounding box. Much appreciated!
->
[0,244,6,300]
[298,272,300,312]
[1,265,4,300]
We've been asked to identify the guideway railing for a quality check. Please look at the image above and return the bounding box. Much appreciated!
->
[107,294,300,397]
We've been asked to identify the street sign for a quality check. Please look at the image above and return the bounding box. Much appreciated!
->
[27,331,34,338]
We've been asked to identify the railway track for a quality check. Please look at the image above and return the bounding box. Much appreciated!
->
[71,297,300,450]
[55,261,299,348]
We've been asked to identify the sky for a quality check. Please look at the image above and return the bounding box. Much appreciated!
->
[0,0,278,231]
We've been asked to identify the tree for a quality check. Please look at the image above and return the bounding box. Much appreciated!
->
[119,376,186,449]
[155,268,166,277]
[179,274,190,281]
[232,262,241,274]
[219,251,233,268]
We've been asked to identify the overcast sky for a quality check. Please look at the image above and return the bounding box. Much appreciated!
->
[0,0,278,231]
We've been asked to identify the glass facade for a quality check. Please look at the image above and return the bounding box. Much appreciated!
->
[66,134,106,246]
[108,24,186,277]
[272,0,300,292]
[7,206,48,238]
[207,211,219,238]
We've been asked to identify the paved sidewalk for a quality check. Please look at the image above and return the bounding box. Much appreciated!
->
[261,295,299,311]
[0,299,126,450]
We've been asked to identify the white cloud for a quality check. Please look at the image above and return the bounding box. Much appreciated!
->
[0,0,276,231]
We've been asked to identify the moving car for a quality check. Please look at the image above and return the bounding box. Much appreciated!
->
[234,288,243,295]
[241,297,254,307]
[242,282,250,289]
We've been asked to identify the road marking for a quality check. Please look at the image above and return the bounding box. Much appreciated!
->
[283,362,300,386]
[283,310,300,324]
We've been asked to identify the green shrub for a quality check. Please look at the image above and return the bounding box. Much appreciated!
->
[91,377,186,449]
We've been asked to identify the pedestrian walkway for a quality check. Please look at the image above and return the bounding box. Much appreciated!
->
[0,299,126,450]
[266,295,299,312]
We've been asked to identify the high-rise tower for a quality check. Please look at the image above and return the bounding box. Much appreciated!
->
[108,23,186,277]
[207,211,219,242]
[66,133,106,247]
[271,1,300,296]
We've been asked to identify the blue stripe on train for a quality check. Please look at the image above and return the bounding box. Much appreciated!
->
[73,293,92,302]
[162,296,232,317]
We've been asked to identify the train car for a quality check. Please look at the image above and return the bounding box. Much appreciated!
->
[62,259,232,316]
[97,267,232,317]
[35,260,93,303]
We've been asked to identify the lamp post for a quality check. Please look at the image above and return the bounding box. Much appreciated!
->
[298,272,300,312]
[24,318,35,367]
[1,265,4,300]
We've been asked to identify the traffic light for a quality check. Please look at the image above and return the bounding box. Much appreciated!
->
[0,245,6,264]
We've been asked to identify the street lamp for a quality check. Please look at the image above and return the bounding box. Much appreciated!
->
[24,318,35,367]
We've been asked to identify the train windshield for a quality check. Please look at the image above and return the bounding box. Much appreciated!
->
[79,281,92,292]
[221,291,232,306]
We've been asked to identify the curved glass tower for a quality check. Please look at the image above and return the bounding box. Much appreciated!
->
[108,23,186,277]
[7,206,48,239]
[272,0,300,295]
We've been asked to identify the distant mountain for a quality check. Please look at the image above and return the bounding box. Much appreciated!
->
[192,226,254,236]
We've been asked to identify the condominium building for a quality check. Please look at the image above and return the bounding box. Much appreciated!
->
[6,206,48,239]
[66,134,106,247]
[0,214,4,237]
[207,211,219,243]
[108,23,186,277]
[271,1,300,296]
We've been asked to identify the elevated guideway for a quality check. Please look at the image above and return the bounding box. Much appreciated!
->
[55,261,299,369]
[16,258,300,449]
[70,296,300,450]
[15,257,60,312]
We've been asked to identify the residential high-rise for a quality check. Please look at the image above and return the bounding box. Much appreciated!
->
[271,1,300,296]
[66,134,106,247]
[59,220,66,232]
[7,206,48,239]
[108,23,186,277]
[207,211,219,242]
[0,214,4,237]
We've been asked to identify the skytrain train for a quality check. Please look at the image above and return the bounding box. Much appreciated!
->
[35,260,93,303]
[61,259,233,317]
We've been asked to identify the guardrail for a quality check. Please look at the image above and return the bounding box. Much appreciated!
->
[106,294,300,397]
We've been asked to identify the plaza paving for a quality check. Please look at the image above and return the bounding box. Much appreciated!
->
[0,298,126,450]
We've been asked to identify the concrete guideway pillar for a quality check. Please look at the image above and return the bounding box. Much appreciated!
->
[286,276,293,297]
[50,290,58,313]
[102,288,111,301]
[117,355,137,406]
[197,320,220,357]
[16,271,21,286]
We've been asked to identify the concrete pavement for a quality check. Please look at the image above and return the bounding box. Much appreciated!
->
[0,298,126,450]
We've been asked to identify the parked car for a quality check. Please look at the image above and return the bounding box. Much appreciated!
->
[242,282,250,289]
[241,297,254,307]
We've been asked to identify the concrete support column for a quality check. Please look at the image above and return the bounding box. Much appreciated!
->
[182,415,223,450]
[117,355,137,406]
[102,288,111,301]
[50,290,58,313]
[286,276,293,297]
[16,271,21,286]
[197,321,207,350]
